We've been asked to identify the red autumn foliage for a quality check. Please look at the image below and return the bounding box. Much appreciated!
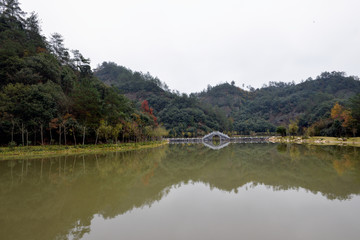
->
[141,100,150,113]
[141,100,158,126]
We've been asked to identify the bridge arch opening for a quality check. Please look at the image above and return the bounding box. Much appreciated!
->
[202,131,230,142]
[212,135,221,145]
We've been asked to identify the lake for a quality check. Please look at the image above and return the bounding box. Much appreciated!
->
[0,143,360,240]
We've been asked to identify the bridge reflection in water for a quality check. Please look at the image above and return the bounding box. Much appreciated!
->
[202,141,230,150]
[168,131,270,150]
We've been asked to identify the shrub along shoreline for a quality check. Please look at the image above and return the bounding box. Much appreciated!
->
[0,141,168,160]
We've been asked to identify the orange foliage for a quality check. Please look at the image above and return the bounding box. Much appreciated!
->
[331,102,345,120]
[330,103,356,131]
[341,110,354,128]
[49,118,59,129]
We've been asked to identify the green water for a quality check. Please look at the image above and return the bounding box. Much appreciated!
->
[0,143,360,240]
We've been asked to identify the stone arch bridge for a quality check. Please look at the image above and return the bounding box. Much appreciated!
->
[202,131,230,142]
[167,131,270,150]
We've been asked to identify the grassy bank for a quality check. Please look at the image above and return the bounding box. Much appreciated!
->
[269,136,360,147]
[0,141,168,160]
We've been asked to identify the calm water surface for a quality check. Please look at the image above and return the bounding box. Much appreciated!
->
[0,143,360,240]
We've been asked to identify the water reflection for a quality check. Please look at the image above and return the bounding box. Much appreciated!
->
[0,144,359,240]
[202,140,230,150]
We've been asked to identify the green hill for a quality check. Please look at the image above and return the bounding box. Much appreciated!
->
[96,61,360,137]
[1,1,360,142]
[95,62,233,137]
[0,2,163,145]
[198,72,360,134]
[197,82,251,116]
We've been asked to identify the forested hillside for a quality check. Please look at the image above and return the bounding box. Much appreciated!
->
[95,62,233,137]
[96,61,360,137]
[0,0,165,146]
[198,72,360,136]
[196,72,360,135]
[1,0,360,145]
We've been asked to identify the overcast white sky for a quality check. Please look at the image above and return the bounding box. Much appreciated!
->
[21,0,360,93]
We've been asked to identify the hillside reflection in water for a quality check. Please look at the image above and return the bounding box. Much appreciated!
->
[0,143,360,240]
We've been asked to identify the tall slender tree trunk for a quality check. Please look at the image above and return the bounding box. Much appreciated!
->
[21,123,24,146]
[34,128,37,145]
[26,130,29,146]
[95,129,99,145]
[73,128,77,146]
[11,119,15,142]
[82,126,86,145]
[40,124,44,145]
[59,125,62,145]
[49,123,52,145]
[63,125,67,145]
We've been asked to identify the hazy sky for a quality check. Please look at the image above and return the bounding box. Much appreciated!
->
[21,0,360,93]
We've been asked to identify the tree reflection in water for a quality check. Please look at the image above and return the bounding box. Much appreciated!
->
[0,143,359,240]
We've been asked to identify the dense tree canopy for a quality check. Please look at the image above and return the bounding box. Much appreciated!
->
[96,61,360,137]
[94,62,233,137]
[1,1,360,145]
[0,2,166,146]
